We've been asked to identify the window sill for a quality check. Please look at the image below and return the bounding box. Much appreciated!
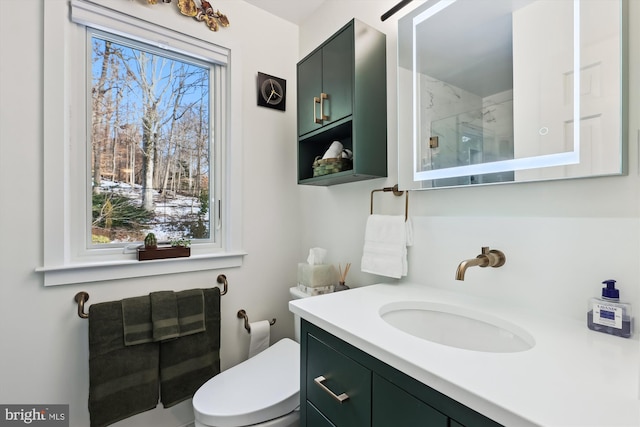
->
[36,251,246,286]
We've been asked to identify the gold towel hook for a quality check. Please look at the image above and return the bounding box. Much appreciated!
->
[236,309,276,333]
[216,274,228,295]
[370,184,409,221]
[75,292,89,319]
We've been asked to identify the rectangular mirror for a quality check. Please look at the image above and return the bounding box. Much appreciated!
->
[398,0,626,189]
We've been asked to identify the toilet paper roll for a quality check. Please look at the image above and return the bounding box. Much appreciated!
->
[248,320,271,358]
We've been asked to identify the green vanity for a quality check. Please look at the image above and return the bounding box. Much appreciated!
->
[290,283,639,427]
[301,320,501,427]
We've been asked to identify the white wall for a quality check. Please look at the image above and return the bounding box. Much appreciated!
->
[0,1,300,426]
[298,1,640,327]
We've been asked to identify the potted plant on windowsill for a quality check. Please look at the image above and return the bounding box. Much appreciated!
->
[137,233,191,261]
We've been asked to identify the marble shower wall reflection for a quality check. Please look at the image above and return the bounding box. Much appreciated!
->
[419,75,515,187]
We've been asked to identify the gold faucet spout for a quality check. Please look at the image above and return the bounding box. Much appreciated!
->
[455,247,506,281]
[455,256,489,280]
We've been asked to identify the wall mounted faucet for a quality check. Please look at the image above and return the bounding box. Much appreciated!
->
[455,247,506,280]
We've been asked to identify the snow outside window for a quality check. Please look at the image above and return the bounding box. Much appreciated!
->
[39,1,244,286]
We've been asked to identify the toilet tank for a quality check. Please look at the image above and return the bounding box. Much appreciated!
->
[289,287,313,342]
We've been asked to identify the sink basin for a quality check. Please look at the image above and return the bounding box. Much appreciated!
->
[380,301,535,353]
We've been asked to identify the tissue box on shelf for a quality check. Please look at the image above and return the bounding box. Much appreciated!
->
[297,263,338,290]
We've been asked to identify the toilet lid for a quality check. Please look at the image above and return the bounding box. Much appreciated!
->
[193,338,300,427]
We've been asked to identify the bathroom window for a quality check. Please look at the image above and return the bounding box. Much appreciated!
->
[89,30,216,247]
[40,1,244,285]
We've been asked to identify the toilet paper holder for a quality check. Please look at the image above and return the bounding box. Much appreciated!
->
[237,309,276,333]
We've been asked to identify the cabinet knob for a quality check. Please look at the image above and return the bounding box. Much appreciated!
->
[314,375,350,403]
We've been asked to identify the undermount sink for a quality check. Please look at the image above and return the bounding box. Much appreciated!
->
[380,301,535,353]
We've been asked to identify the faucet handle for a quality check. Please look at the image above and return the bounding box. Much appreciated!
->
[481,247,506,268]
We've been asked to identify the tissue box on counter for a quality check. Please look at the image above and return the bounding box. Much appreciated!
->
[297,263,338,289]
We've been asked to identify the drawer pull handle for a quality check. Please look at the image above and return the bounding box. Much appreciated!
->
[314,375,349,403]
[314,96,322,124]
[319,92,329,122]
[313,93,329,125]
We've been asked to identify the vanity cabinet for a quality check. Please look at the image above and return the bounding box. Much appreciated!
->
[372,375,447,426]
[300,320,502,427]
[297,19,387,186]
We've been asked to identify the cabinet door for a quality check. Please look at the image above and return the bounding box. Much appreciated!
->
[321,26,353,127]
[307,402,337,427]
[373,374,448,427]
[298,49,323,136]
[306,334,371,427]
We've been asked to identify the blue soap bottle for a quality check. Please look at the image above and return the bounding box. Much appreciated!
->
[587,280,633,338]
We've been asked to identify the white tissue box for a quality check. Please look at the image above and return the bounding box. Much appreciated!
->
[297,283,335,296]
[297,263,338,288]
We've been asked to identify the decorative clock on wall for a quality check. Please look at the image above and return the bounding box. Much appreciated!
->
[257,72,286,111]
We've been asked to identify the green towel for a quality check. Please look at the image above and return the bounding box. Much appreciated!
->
[88,300,159,427]
[121,296,153,346]
[88,287,220,423]
[176,289,206,337]
[159,287,221,408]
[123,291,202,344]
[150,291,180,341]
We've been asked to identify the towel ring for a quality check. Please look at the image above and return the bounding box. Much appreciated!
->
[370,184,409,221]
[237,309,276,333]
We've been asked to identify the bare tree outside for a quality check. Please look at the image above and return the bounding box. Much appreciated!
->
[90,34,211,245]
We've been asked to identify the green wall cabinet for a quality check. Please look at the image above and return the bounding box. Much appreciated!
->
[297,25,353,137]
[300,320,504,427]
[297,19,387,186]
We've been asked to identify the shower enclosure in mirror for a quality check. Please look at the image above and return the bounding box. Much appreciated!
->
[397,0,626,189]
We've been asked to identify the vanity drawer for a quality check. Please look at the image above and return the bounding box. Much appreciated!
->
[306,401,336,427]
[306,334,371,427]
[372,374,448,427]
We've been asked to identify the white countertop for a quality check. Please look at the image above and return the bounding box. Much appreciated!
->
[289,283,640,427]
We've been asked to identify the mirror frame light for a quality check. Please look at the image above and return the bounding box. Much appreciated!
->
[412,0,582,182]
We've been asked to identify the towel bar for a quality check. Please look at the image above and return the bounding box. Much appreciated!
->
[370,184,409,221]
[73,273,230,319]
[237,309,276,333]
[216,274,228,296]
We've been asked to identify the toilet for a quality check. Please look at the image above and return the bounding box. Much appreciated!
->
[192,287,311,427]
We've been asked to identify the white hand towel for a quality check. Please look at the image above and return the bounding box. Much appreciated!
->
[248,320,270,358]
[405,216,413,247]
[361,214,410,279]
[322,141,343,159]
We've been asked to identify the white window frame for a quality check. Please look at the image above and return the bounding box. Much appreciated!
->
[39,0,245,286]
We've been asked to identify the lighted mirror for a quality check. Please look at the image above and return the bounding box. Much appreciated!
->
[398,0,625,189]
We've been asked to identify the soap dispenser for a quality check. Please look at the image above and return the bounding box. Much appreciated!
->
[587,280,633,338]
